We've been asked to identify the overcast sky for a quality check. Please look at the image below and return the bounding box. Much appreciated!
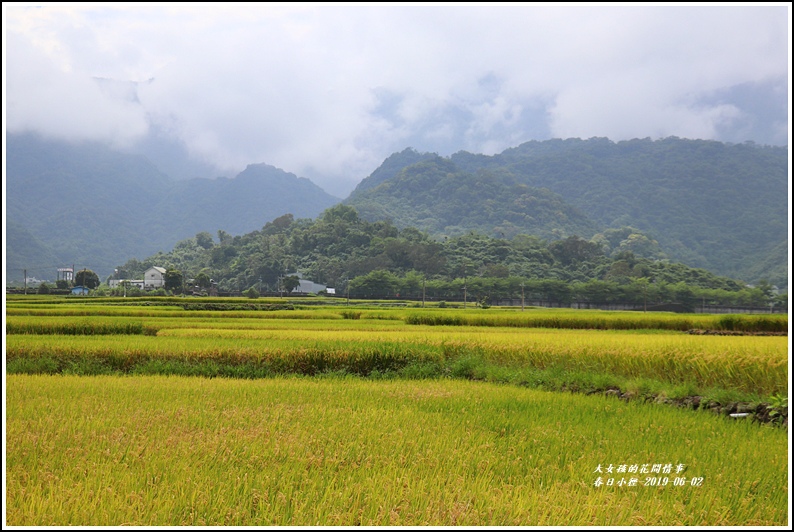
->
[4,3,790,197]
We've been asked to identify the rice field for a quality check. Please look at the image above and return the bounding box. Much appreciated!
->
[6,375,789,526]
[4,297,790,526]
[6,328,788,397]
[6,300,788,332]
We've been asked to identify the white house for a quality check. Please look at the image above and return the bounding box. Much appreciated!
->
[144,266,167,289]
[109,266,166,291]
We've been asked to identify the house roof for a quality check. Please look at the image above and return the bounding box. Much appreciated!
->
[148,266,167,274]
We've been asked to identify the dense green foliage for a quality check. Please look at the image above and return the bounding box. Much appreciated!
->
[346,138,788,287]
[110,206,784,310]
[347,155,597,240]
[74,269,100,289]
[163,268,183,292]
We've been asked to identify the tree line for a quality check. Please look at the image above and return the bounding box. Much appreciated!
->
[101,205,785,310]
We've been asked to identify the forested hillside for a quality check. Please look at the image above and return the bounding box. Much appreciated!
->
[6,133,340,281]
[345,138,788,287]
[6,134,787,290]
[346,155,598,241]
[112,205,784,310]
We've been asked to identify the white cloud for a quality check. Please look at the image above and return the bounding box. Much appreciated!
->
[5,29,149,147]
[4,3,789,196]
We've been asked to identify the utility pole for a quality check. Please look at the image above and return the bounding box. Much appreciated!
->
[422,276,426,308]
[24,269,27,295]
[463,262,467,309]
[115,268,127,297]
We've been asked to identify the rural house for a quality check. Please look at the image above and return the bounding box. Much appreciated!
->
[144,266,167,290]
[109,266,165,291]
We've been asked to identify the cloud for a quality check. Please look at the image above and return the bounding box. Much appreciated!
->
[4,4,789,196]
[5,29,148,147]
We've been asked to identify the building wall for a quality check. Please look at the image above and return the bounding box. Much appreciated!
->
[144,267,166,289]
[109,279,145,289]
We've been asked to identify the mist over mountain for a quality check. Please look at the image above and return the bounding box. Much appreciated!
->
[5,133,787,290]
[5,133,340,281]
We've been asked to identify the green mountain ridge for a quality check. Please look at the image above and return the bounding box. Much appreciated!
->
[345,137,788,288]
[347,155,598,241]
[5,134,788,290]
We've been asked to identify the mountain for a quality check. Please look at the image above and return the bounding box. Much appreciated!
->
[345,137,788,288]
[345,155,598,241]
[5,133,340,282]
[6,133,787,290]
[348,148,439,196]
[161,163,343,238]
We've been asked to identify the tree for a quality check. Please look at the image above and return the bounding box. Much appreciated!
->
[537,279,572,304]
[322,204,359,223]
[603,260,634,283]
[398,270,424,298]
[281,275,301,294]
[483,263,510,278]
[217,230,233,245]
[244,287,260,299]
[549,236,603,266]
[754,279,775,305]
[195,232,214,249]
[74,269,100,289]
[349,270,397,298]
[263,213,294,234]
[164,268,184,292]
[195,272,211,289]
